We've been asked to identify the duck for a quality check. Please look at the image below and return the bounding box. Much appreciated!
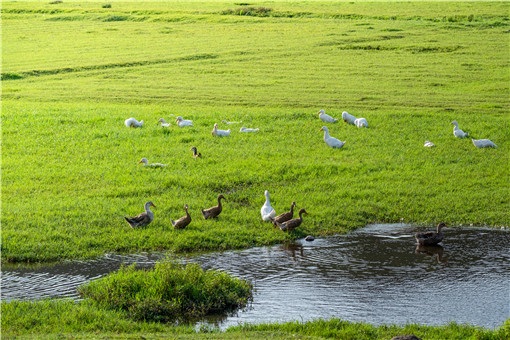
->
[318,109,338,123]
[260,190,276,221]
[415,222,447,246]
[222,120,242,125]
[341,111,357,125]
[354,118,368,128]
[138,158,168,167]
[270,201,296,227]
[472,138,497,148]
[157,118,172,127]
[201,194,227,219]
[171,204,191,229]
[124,117,143,128]
[240,127,259,133]
[212,123,231,137]
[175,116,193,127]
[190,146,202,158]
[320,126,346,148]
[424,141,436,147]
[275,209,308,232]
[124,201,156,228]
[450,120,468,138]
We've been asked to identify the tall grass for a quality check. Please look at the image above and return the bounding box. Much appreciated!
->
[78,259,253,322]
[1,1,509,263]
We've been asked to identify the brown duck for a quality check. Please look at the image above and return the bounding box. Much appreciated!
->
[270,201,297,228]
[201,194,226,219]
[415,222,447,246]
[171,204,191,229]
[124,201,156,229]
[275,209,308,232]
[190,146,202,158]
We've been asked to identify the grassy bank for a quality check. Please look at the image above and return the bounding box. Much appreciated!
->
[1,1,509,263]
[2,299,508,340]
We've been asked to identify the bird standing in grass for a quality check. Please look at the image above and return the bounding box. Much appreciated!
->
[212,123,231,137]
[138,158,168,167]
[124,201,156,229]
[171,204,192,229]
[318,109,338,123]
[450,120,468,138]
[472,138,497,148]
[201,195,227,219]
[260,190,276,222]
[124,117,143,128]
[320,126,345,148]
[270,201,296,227]
[157,118,172,127]
[190,146,202,158]
[275,209,308,232]
[175,116,193,127]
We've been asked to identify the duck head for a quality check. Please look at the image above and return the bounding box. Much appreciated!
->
[139,158,149,165]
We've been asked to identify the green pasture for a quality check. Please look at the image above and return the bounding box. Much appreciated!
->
[1,1,509,263]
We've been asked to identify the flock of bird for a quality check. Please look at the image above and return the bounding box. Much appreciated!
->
[123,109,498,242]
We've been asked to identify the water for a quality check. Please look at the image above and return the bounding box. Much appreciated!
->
[2,224,509,329]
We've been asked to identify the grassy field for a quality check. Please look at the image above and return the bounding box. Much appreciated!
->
[1,1,509,263]
[2,299,508,339]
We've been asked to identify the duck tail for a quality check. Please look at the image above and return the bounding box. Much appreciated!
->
[170,219,176,227]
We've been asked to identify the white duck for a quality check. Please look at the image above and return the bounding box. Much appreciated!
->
[320,126,346,148]
[424,141,436,147]
[212,123,231,137]
[318,109,338,123]
[450,120,468,138]
[125,118,143,128]
[157,118,171,127]
[261,190,276,222]
[354,118,368,128]
[240,127,259,133]
[138,158,168,167]
[342,111,357,125]
[222,120,242,125]
[472,138,497,148]
[175,116,193,127]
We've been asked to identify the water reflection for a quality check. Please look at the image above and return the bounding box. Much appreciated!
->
[2,224,509,329]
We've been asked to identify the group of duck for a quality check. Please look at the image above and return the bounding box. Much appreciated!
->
[124,190,307,233]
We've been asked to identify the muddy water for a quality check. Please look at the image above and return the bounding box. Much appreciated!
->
[2,224,509,329]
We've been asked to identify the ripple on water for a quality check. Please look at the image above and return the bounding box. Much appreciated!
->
[2,224,509,329]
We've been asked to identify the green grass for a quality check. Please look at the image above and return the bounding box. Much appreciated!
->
[78,258,253,322]
[2,299,508,339]
[1,1,509,263]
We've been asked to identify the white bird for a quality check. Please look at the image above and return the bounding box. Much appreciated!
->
[240,127,259,133]
[175,116,193,127]
[212,123,231,137]
[320,126,346,148]
[424,141,436,147]
[472,138,497,148]
[222,120,242,125]
[125,118,143,128]
[138,158,168,167]
[318,109,338,123]
[157,118,171,127]
[354,118,368,128]
[450,120,468,138]
[261,190,276,222]
[342,111,357,125]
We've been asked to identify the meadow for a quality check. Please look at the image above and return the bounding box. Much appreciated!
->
[1,1,509,265]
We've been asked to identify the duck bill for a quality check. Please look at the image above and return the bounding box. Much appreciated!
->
[151,203,156,208]
[319,128,324,131]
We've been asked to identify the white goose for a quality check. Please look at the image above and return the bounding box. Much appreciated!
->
[320,126,345,148]
[175,116,193,127]
[261,190,276,222]
[424,141,436,147]
[342,111,357,125]
[472,138,497,148]
[450,121,468,138]
[157,118,171,127]
[354,118,368,128]
[240,127,259,133]
[125,118,143,128]
[318,109,338,123]
[138,158,168,167]
[212,123,231,137]
[222,120,242,125]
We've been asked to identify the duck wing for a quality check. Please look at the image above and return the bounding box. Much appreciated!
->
[280,218,302,232]
[202,205,222,219]
[172,214,191,229]
[124,212,151,228]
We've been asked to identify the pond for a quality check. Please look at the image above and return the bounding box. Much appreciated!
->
[2,224,509,329]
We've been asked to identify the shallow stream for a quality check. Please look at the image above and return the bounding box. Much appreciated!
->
[2,224,509,329]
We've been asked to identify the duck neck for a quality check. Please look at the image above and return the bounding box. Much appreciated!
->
[437,224,444,233]
[323,130,330,140]
[289,203,295,214]
[217,197,224,207]
[298,211,304,220]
